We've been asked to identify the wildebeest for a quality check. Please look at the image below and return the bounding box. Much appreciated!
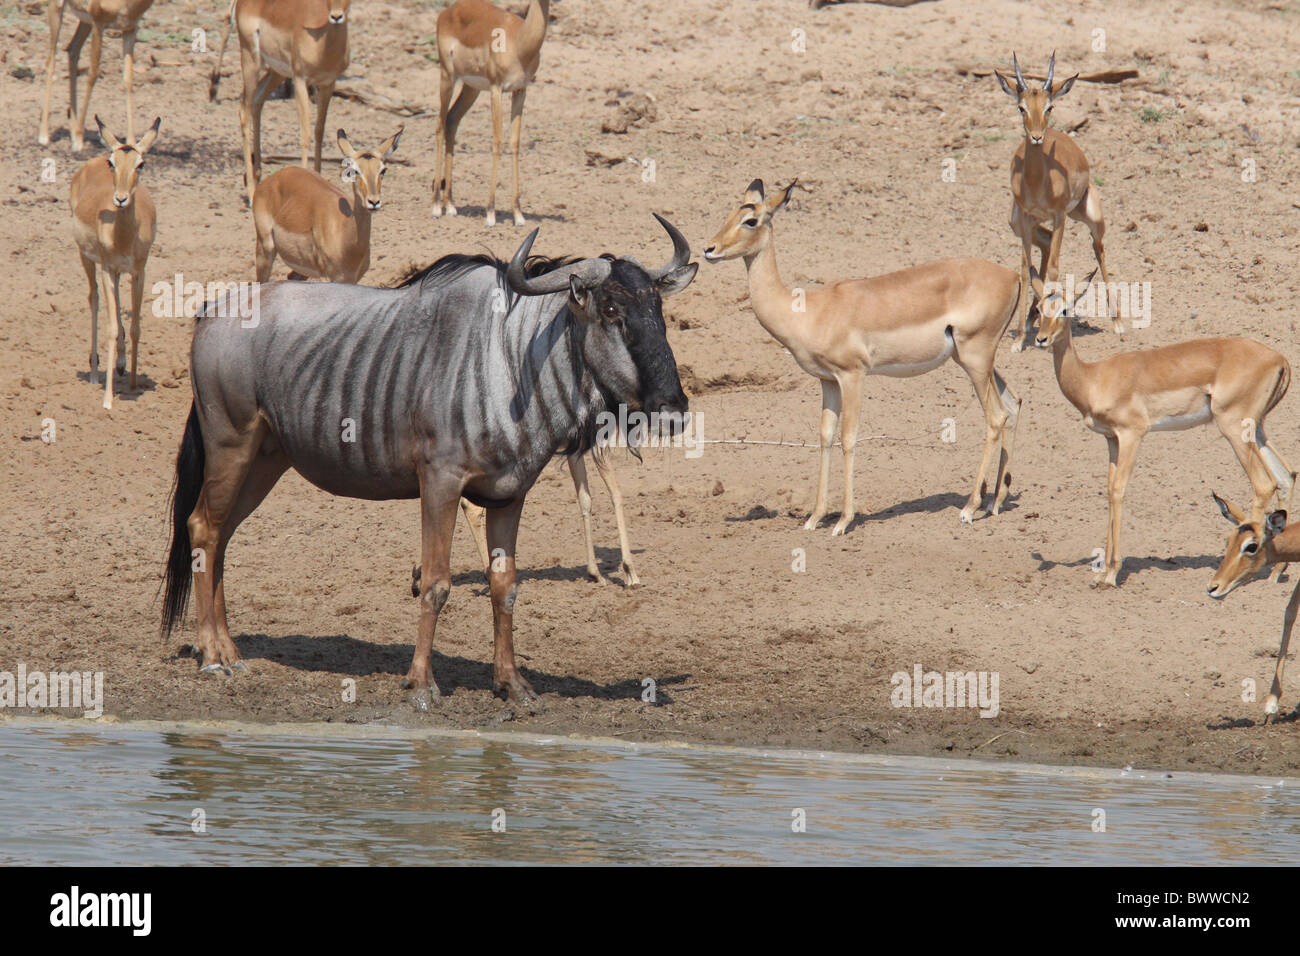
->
[161,215,697,706]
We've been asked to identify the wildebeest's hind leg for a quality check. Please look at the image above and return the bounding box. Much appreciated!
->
[403,473,461,708]
[188,419,274,674]
[210,449,289,671]
[486,499,539,706]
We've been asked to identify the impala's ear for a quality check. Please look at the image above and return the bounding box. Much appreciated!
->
[1051,73,1078,101]
[381,125,403,160]
[95,115,121,151]
[135,116,161,154]
[743,178,765,205]
[994,71,1018,98]
[336,128,358,160]
[1267,510,1288,537]
[766,179,797,216]
[1213,492,1246,525]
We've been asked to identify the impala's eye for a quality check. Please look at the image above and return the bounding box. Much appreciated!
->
[1242,540,1259,555]
[742,217,759,228]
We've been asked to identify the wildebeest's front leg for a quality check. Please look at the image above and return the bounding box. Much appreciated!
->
[486,499,539,705]
[404,471,460,708]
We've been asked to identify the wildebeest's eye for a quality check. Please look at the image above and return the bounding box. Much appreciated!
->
[601,302,618,319]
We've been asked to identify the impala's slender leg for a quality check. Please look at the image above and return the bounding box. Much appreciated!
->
[990,369,1021,515]
[432,73,458,215]
[1217,400,1282,525]
[440,84,478,217]
[486,498,537,704]
[100,269,121,410]
[959,358,1009,524]
[1070,184,1112,332]
[71,24,103,153]
[1264,581,1300,721]
[188,427,266,674]
[485,84,503,227]
[459,498,489,568]
[65,22,91,140]
[1010,206,1036,351]
[312,81,335,172]
[403,473,461,700]
[508,87,527,226]
[1043,216,1066,285]
[127,266,144,388]
[210,450,288,669]
[121,29,137,142]
[568,453,604,584]
[590,449,639,586]
[805,378,841,531]
[832,371,863,536]
[80,252,99,385]
[1101,430,1143,588]
[238,51,275,198]
[292,74,313,169]
[38,1,67,146]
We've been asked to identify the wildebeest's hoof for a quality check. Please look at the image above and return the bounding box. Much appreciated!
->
[409,687,440,712]
[200,662,233,677]
[230,660,248,673]
[495,674,541,710]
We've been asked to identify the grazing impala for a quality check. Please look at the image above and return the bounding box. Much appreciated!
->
[70,115,160,410]
[996,52,1114,350]
[210,0,350,200]
[431,0,551,226]
[703,179,1024,533]
[252,126,402,283]
[1035,278,1295,588]
[1207,495,1298,720]
[39,0,156,151]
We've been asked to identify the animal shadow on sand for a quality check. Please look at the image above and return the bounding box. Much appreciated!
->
[726,490,1008,534]
[1031,551,1221,586]
[230,632,687,703]
[74,370,158,401]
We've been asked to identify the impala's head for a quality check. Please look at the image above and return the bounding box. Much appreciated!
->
[1034,268,1097,348]
[337,126,402,211]
[995,52,1077,146]
[506,215,696,430]
[327,0,349,25]
[1207,494,1286,598]
[96,115,160,208]
[702,179,797,262]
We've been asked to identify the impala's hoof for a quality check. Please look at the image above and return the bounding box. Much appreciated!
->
[959,508,976,524]
[485,212,497,228]
[199,663,233,677]
[1265,697,1280,717]
[513,212,526,227]
[1011,340,1026,353]
[803,516,821,531]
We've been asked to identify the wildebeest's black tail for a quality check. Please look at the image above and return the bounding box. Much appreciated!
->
[162,403,204,638]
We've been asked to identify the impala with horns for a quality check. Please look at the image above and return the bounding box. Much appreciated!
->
[39,0,155,152]
[1207,495,1298,720]
[431,0,552,226]
[161,215,696,706]
[1036,276,1295,588]
[703,179,1024,533]
[995,52,1114,350]
[252,126,402,283]
[209,0,350,201]
[70,115,161,410]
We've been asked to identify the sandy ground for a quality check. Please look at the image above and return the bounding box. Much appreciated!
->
[3,0,1300,775]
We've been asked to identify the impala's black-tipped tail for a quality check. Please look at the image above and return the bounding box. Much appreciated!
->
[162,403,204,638]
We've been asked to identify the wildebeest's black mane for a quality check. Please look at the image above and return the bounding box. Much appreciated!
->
[393,252,591,290]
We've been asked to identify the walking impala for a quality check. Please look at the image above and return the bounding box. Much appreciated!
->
[703,179,1024,533]
[209,0,350,201]
[431,0,551,226]
[1036,278,1295,588]
[996,52,1114,350]
[1207,495,1298,721]
[252,126,402,283]
[38,0,155,152]
[70,115,160,410]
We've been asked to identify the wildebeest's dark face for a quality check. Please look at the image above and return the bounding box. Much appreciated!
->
[568,258,694,433]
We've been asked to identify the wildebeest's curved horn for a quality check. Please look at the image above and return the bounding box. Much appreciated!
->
[506,228,612,295]
[645,213,692,282]
[1012,52,1027,92]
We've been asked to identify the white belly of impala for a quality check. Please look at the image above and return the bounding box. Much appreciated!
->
[1149,395,1212,432]
[868,326,956,378]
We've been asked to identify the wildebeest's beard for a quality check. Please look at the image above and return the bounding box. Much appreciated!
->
[575,259,689,440]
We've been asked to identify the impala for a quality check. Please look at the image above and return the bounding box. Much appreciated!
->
[703,179,1024,533]
[1207,495,1298,720]
[69,116,160,410]
[1036,278,1295,587]
[252,126,402,283]
[996,52,1114,350]
[431,0,552,226]
[210,0,350,201]
[38,0,155,151]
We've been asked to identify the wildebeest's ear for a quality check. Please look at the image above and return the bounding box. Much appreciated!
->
[655,262,698,298]
[568,274,591,317]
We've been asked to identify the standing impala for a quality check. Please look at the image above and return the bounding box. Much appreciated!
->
[209,0,350,201]
[996,52,1114,350]
[431,0,551,227]
[70,116,160,410]
[1036,279,1295,588]
[703,179,1024,533]
[1207,495,1298,721]
[252,126,402,283]
[38,0,155,152]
